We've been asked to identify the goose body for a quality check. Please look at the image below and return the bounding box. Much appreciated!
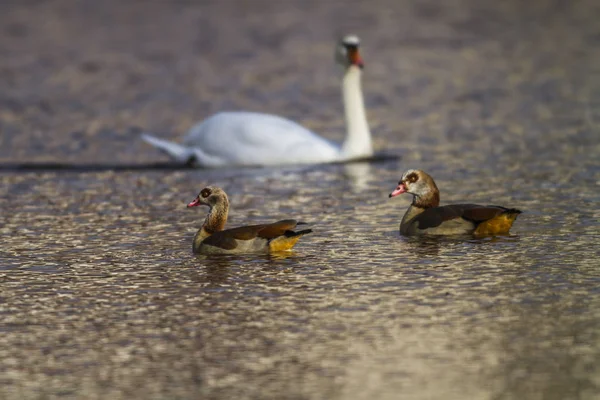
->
[187,187,311,254]
[196,220,310,255]
[142,35,372,167]
[389,169,521,236]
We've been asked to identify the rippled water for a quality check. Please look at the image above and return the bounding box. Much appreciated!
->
[1,1,600,399]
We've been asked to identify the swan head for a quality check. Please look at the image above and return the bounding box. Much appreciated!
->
[187,186,229,210]
[335,34,364,69]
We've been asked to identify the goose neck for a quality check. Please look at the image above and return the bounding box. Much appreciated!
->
[412,188,440,209]
[203,204,228,234]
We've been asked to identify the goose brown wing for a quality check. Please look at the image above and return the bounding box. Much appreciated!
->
[200,220,301,249]
[461,206,511,223]
[200,231,240,250]
[255,219,300,239]
[413,204,507,230]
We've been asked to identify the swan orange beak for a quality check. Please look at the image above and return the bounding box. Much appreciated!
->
[389,182,407,198]
[349,48,364,69]
[187,197,202,207]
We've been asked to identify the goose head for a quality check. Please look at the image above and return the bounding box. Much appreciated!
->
[188,186,229,236]
[187,186,229,210]
[389,169,440,208]
[335,34,364,69]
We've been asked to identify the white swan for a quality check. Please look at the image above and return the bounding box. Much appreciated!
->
[141,35,372,167]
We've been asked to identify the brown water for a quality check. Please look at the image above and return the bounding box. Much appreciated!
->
[1,1,600,399]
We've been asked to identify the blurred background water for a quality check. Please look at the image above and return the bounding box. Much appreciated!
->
[1,0,599,399]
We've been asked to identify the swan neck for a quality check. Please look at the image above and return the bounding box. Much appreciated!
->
[341,66,372,159]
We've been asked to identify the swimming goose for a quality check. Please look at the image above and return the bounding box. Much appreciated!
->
[187,186,312,254]
[142,34,372,167]
[389,169,522,236]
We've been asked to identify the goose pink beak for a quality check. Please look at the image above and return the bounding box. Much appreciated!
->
[187,197,201,207]
[389,183,407,198]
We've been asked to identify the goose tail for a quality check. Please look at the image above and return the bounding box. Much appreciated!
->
[269,229,312,252]
[474,208,522,236]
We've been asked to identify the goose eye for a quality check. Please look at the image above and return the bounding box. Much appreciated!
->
[200,188,212,198]
[406,173,418,183]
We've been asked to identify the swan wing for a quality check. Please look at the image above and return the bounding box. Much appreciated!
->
[182,112,340,166]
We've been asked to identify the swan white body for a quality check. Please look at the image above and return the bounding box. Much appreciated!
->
[142,35,372,168]
[142,111,340,167]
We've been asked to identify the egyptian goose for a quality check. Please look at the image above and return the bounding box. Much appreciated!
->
[389,169,522,236]
[186,186,312,254]
[141,35,372,167]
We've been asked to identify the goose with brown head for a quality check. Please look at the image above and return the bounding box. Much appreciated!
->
[187,186,230,247]
[389,169,522,236]
[187,186,312,254]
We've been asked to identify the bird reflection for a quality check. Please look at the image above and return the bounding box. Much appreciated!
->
[343,161,372,191]
[268,250,300,261]
[405,236,443,257]
[196,255,239,284]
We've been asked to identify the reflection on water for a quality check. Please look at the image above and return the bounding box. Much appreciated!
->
[343,162,372,191]
[2,0,600,399]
